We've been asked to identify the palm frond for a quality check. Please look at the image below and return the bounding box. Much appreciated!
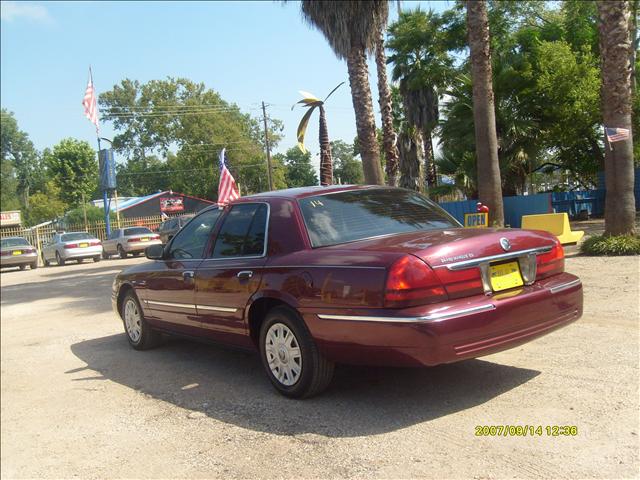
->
[296,105,318,154]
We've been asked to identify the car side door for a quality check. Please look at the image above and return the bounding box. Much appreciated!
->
[43,234,59,261]
[103,229,120,254]
[142,208,222,335]
[194,203,269,347]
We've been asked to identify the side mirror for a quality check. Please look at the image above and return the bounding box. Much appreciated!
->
[145,244,164,260]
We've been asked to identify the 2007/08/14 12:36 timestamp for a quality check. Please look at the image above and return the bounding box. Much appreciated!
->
[475,425,579,437]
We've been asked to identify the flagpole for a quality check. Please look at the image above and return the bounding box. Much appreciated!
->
[604,125,613,152]
[90,66,111,237]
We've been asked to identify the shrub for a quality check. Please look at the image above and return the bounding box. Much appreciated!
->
[580,234,640,256]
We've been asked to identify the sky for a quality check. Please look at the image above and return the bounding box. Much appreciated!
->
[1,0,451,172]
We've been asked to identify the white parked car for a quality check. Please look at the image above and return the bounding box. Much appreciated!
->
[42,232,102,266]
[102,227,161,259]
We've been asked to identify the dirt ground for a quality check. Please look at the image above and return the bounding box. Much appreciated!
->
[1,253,638,479]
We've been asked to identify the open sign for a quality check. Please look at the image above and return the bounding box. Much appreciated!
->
[464,212,488,228]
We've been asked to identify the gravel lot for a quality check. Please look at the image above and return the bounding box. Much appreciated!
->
[1,254,638,479]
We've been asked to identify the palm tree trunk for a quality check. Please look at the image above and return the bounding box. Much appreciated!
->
[423,128,437,189]
[346,47,385,186]
[318,105,333,186]
[375,30,399,186]
[466,0,505,227]
[597,0,636,236]
[398,129,424,192]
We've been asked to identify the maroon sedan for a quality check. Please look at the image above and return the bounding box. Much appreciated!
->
[112,186,582,398]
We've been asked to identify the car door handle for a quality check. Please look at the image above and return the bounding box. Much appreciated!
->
[237,270,253,280]
[183,271,195,281]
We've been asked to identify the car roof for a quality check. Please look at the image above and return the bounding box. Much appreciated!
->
[236,184,383,201]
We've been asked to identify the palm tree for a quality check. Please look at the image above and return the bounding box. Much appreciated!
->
[300,1,386,185]
[375,28,399,186]
[387,9,454,192]
[294,83,344,186]
[597,0,636,235]
[466,0,505,227]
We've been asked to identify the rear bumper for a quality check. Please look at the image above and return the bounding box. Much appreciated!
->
[1,253,37,267]
[303,273,583,367]
[62,246,103,260]
[123,240,162,252]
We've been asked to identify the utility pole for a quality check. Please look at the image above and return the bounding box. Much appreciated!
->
[261,101,275,191]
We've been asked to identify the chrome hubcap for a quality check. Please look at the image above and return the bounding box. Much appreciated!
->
[123,299,142,343]
[265,323,302,386]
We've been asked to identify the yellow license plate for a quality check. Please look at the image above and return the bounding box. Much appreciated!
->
[12,250,22,255]
[79,243,89,248]
[140,238,149,242]
[489,261,523,292]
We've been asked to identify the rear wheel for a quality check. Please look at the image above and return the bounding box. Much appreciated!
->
[30,262,38,270]
[93,256,101,263]
[55,251,65,266]
[259,306,334,398]
[43,253,50,267]
[118,245,127,259]
[77,258,83,264]
[121,291,161,350]
[102,251,109,260]
[19,265,26,271]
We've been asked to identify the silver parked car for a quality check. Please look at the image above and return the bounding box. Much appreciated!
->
[42,232,102,266]
[1,237,38,270]
[102,227,161,259]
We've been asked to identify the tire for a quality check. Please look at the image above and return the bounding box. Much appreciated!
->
[77,258,83,264]
[259,306,334,398]
[118,245,127,259]
[120,290,161,350]
[43,253,50,267]
[102,251,109,260]
[133,252,141,257]
[30,262,38,270]
[93,256,101,263]
[19,265,26,271]
[55,251,65,266]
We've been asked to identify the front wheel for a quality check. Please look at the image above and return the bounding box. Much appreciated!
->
[259,306,334,398]
[55,251,65,266]
[93,256,101,263]
[118,245,127,259]
[43,253,50,267]
[120,291,161,350]
[30,262,38,270]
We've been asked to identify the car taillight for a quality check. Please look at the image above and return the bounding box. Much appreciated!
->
[90,240,101,246]
[432,267,484,299]
[64,243,78,249]
[536,240,565,279]
[0,251,10,256]
[384,255,447,308]
[152,234,159,240]
[128,237,141,243]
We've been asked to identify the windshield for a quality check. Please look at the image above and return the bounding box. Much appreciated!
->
[298,188,460,248]
[1,237,30,248]
[61,233,93,242]
[124,227,152,236]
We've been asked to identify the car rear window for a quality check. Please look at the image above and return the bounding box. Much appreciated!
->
[124,227,152,236]
[298,188,460,247]
[61,233,93,242]
[1,237,29,248]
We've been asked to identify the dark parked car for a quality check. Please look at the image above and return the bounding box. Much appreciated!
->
[158,214,194,244]
[1,237,38,270]
[112,186,583,398]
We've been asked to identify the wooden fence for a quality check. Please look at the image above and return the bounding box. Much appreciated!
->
[0,214,168,265]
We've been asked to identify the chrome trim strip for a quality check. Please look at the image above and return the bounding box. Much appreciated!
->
[440,245,553,271]
[264,265,386,270]
[549,278,581,294]
[196,305,237,313]
[145,300,196,310]
[317,303,495,324]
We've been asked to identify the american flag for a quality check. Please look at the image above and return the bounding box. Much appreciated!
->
[605,127,630,143]
[218,148,240,205]
[82,69,100,134]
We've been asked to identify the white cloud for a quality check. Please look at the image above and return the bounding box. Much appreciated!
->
[1,2,52,23]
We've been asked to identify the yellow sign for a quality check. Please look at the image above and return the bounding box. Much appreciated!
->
[464,212,488,228]
[489,261,524,292]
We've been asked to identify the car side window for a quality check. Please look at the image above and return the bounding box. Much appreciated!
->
[109,230,120,240]
[212,203,268,258]
[167,209,221,260]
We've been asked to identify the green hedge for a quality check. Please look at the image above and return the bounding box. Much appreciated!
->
[580,234,640,256]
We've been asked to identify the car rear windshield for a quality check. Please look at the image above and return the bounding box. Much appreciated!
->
[124,227,152,236]
[61,233,93,242]
[1,237,29,248]
[298,188,460,247]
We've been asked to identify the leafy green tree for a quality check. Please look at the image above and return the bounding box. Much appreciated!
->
[331,140,364,184]
[99,77,283,198]
[25,181,67,226]
[1,157,20,210]
[45,139,98,207]
[276,147,318,188]
[116,154,171,196]
[300,1,387,185]
[65,204,115,225]
[0,109,44,207]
